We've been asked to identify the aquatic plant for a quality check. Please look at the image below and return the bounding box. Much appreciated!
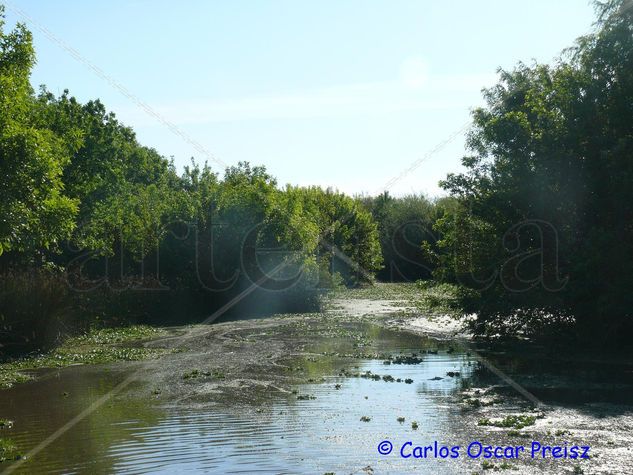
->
[0,438,22,463]
[478,415,536,429]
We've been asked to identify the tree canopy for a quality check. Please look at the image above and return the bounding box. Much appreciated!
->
[434,0,633,343]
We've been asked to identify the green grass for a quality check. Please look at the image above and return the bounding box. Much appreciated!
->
[0,325,167,389]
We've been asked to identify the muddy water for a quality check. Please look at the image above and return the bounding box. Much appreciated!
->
[2,321,633,474]
[0,325,479,474]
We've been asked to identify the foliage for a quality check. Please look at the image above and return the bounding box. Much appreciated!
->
[0,11,78,256]
[435,0,633,343]
[292,186,382,285]
[0,7,384,351]
[361,192,456,282]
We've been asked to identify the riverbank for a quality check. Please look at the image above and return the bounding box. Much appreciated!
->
[1,283,632,473]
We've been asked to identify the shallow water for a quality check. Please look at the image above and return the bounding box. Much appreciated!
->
[0,327,477,474]
[2,322,633,474]
[104,353,473,474]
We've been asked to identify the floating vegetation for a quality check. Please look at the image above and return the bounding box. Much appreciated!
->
[348,370,415,384]
[397,417,405,423]
[462,395,503,408]
[411,421,419,430]
[478,415,537,429]
[360,416,371,422]
[480,460,515,471]
[183,369,205,379]
[71,326,164,345]
[182,369,226,380]
[297,395,316,400]
[0,371,31,390]
[0,326,168,388]
[0,438,22,463]
[391,355,424,365]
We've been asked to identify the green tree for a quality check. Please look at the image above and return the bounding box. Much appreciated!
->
[437,0,633,342]
[362,192,443,282]
[0,9,78,257]
[293,186,382,285]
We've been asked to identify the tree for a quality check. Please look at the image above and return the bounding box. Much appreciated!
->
[0,9,78,258]
[362,192,442,282]
[437,0,633,343]
[293,186,382,285]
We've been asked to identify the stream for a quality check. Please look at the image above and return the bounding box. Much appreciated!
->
[2,317,633,474]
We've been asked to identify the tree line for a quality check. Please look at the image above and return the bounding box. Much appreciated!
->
[0,6,383,350]
[1,0,632,351]
[428,0,633,346]
[364,0,633,347]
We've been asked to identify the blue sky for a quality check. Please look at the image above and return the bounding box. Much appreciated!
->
[5,1,596,196]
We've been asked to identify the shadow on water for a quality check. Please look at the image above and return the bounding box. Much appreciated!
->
[469,340,633,410]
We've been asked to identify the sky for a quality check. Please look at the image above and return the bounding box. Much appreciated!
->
[5,0,597,196]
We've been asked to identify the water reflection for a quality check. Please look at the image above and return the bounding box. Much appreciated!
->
[0,329,474,474]
[2,322,633,473]
[105,352,473,474]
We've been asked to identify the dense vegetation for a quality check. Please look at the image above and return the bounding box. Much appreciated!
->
[360,193,456,282]
[429,0,633,345]
[0,6,382,351]
[1,0,631,352]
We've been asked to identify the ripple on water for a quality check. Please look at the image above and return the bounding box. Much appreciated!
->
[1,339,477,474]
[103,352,474,474]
